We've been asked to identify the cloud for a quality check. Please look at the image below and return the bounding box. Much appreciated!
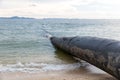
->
[29,0,70,3]
[0,1,77,18]
[28,3,38,7]
[0,0,120,18]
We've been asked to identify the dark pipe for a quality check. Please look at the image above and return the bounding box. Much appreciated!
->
[50,36,120,79]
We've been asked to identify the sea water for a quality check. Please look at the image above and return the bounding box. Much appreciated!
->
[0,18,120,72]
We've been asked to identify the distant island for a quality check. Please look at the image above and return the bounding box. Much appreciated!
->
[0,16,35,19]
[0,16,80,20]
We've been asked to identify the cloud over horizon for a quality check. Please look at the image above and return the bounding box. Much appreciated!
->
[0,0,120,19]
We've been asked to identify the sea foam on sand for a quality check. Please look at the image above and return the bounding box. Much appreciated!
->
[0,62,116,80]
[0,62,81,73]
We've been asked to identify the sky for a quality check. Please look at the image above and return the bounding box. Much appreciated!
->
[0,0,120,19]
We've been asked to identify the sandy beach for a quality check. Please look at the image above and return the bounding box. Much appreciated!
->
[0,19,120,80]
[0,68,116,80]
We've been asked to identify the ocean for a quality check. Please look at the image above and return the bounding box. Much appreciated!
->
[0,18,120,72]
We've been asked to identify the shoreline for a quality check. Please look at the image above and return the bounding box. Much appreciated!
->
[0,68,116,80]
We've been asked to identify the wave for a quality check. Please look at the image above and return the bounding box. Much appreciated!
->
[0,62,81,73]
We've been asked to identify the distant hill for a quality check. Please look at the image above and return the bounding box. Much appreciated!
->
[0,16,35,19]
[0,16,81,20]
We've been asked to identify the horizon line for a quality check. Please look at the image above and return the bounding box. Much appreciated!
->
[0,16,120,19]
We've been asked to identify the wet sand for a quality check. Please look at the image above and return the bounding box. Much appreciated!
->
[0,68,116,80]
[0,62,117,80]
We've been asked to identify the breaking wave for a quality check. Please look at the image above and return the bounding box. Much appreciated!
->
[0,62,81,73]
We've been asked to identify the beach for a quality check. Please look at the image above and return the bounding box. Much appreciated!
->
[0,63,117,80]
[1,0,120,79]
[0,69,116,80]
[0,19,119,80]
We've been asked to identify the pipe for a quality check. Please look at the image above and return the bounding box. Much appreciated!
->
[50,36,120,79]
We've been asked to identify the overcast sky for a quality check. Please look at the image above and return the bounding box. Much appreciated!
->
[0,0,120,19]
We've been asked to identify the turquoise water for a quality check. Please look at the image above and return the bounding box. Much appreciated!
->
[0,19,120,72]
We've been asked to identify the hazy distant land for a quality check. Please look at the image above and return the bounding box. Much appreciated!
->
[0,16,35,19]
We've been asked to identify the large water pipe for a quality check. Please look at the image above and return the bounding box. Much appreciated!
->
[50,36,120,79]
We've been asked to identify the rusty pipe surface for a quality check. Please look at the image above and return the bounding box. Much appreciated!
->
[50,36,120,79]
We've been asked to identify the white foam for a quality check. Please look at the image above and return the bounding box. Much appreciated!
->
[6,62,24,68]
[42,63,81,71]
[0,62,81,73]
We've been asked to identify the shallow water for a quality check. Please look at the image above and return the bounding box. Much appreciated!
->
[0,19,120,72]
